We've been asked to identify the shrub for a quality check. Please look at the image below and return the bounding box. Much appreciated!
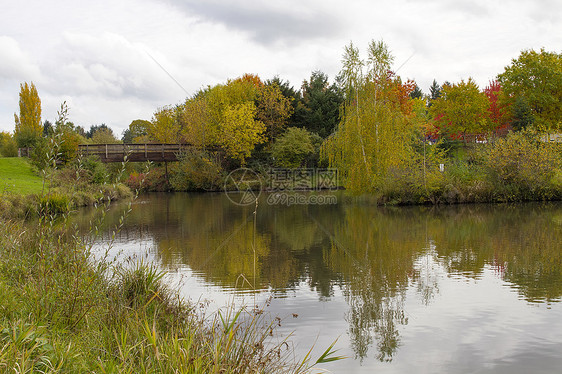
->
[30,137,53,170]
[39,193,70,216]
[481,130,561,200]
[169,150,224,191]
[81,155,108,184]
[55,130,82,164]
[126,171,147,192]
[0,193,38,220]
[142,167,168,191]
[0,132,17,157]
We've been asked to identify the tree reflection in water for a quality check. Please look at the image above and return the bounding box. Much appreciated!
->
[77,194,562,362]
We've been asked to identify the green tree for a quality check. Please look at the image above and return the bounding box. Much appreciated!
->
[86,124,110,139]
[42,120,54,137]
[409,84,423,99]
[497,48,562,132]
[295,71,343,138]
[125,119,152,143]
[14,82,42,148]
[271,127,321,168]
[511,96,535,131]
[428,79,441,106]
[430,78,491,140]
[91,127,120,144]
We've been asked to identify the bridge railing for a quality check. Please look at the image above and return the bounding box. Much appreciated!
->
[77,143,208,162]
[78,143,189,158]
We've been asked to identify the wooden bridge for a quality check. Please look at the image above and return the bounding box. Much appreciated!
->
[18,143,200,163]
[79,143,193,162]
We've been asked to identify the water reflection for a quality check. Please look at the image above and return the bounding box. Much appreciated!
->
[76,194,562,365]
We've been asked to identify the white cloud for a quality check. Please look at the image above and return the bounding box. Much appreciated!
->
[0,0,560,133]
[0,36,41,83]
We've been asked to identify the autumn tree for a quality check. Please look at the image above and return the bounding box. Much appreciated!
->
[430,78,491,141]
[497,48,562,132]
[322,40,418,192]
[14,82,42,148]
[190,78,266,163]
[179,96,210,148]
[256,82,293,141]
[235,73,263,88]
[483,80,511,132]
[220,101,265,162]
[149,106,180,143]
[122,119,151,143]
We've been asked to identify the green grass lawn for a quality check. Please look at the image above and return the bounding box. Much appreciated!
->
[0,157,44,195]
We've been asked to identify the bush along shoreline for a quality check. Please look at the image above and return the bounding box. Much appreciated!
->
[121,130,562,207]
[375,131,562,206]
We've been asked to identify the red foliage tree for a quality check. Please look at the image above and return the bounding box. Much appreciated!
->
[483,80,511,134]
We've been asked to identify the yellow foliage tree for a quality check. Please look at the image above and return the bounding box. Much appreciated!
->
[179,96,210,148]
[202,79,266,163]
[220,102,265,163]
[148,76,267,163]
[256,83,293,141]
[149,106,179,143]
[322,40,418,193]
[14,82,42,148]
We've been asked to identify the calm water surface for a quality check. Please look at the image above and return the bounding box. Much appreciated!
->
[77,192,562,373]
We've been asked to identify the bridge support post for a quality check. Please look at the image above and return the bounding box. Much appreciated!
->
[164,160,170,191]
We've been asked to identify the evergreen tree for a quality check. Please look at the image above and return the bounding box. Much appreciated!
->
[409,84,423,99]
[295,71,343,138]
[429,79,441,103]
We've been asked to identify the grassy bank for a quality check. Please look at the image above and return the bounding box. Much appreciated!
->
[0,205,340,372]
[0,157,133,220]
[0,157,44,195]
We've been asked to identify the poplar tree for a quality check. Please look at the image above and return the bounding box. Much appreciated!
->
[14,82,42,148]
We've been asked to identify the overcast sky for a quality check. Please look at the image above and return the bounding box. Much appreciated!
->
[1,0,560,136]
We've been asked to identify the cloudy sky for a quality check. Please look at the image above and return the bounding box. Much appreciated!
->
[1,0,560,135]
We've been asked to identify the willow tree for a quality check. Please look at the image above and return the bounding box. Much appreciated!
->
[322,40,417,193]
[14,82,42,148]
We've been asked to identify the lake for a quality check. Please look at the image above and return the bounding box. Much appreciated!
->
[76,192,562,373]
